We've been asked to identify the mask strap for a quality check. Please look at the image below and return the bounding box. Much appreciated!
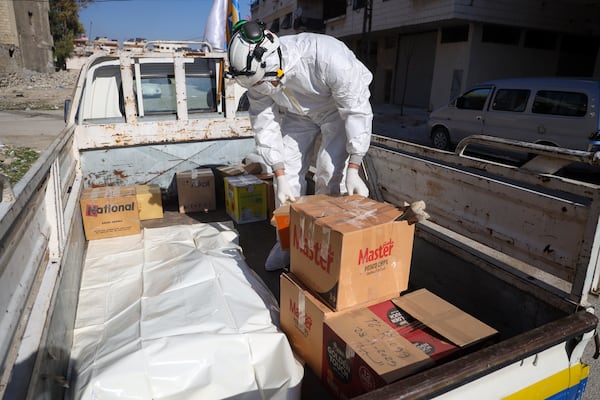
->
[263,47,284,79]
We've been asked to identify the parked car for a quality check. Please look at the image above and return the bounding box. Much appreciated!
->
[428,77,600,151]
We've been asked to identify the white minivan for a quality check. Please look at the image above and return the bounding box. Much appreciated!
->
[427,77,600,151]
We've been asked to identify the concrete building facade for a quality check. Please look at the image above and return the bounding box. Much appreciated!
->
[0,0,54,84]
[251,0,600,110]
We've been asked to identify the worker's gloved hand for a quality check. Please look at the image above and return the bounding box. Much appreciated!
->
[346,167,369,197]
[276,174,296,205]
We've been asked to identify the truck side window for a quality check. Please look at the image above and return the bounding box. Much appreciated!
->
[185,58,217,114]
[456,87,491,110]
[82,64,124,122]
[491,89,530,112]
[532,90,588,117]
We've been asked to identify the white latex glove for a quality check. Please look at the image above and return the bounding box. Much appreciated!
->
[276,174,296,205]
[345,167,369,197]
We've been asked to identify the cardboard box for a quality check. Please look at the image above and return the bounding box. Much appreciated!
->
[322,289,498,399]
[280,272,396,378]
[255,174,275,218]
[176,169,216,213]
[225,174,267,224]
[367,300,457,361]
[215,165,247,207]
[280,272,334,377]
[289,195,415,310]
[80,186,141,240]
[272,194,335,250]
[135,184,163,220]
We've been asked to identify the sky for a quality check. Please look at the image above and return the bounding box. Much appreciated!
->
[78,0,252,44]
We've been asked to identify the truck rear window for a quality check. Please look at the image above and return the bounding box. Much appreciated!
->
[531,90,588,117]
[135,59,217,117]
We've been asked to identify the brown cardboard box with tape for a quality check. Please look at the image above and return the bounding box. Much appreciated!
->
[80,186,140,240]
[176,169,216,213]
[289,195,415,311]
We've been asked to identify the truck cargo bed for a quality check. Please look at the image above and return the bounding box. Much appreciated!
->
[136,199,592,400]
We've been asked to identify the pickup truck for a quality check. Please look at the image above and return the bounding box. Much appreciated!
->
[1,43,599,400]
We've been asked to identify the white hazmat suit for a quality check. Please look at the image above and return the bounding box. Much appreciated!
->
[246,33,373,200]
[228,24,373,270]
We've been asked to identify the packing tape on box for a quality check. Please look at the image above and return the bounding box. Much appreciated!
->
[297,290,306,333]
[341,208,381,228]
[299,214,306,248]
[345,346,355,359]
[320,226,331,262]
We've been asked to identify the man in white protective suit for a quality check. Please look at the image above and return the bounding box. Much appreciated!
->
[227,20,373,270]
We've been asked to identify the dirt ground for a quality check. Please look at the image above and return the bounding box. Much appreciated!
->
[0,69,79,110]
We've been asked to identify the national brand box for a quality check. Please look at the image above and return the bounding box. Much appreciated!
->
[279,272,395,378]
[80,186,141,240]
[289,195,415,311]
[225,174,267,224]
[322,289,498,399]
[176,169,216,213]
[135,184,163,220]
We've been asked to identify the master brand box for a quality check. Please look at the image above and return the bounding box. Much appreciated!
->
[280,272,395,378]
[289,195,415,310]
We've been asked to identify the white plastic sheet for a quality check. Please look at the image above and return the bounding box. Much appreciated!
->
[69,223,303,399]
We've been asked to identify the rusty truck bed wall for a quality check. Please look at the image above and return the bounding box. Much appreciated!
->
[366,134,600,307]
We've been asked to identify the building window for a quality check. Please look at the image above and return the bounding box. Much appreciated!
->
[532,90,587,117]
[353,0,367,10]
[491,89,530,112]
[441,25,469,43]
[324,0,347,20]
[561,34,599,55]
[482,24,521,45]
[281,13,292,30]
[524,30,557,50]
[270,18,280,33]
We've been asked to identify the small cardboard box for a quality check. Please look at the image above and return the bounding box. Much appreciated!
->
[289,195,415,310]
[255,174,275,218]
[280,272,395,377]
[176,169,216,213]
[322,289,498,399]
[135,184,163,220]
[272,194,335,250]
[80,186,141,240]
[215,165,247,206]
[225,174,267,224]
[367,300,457,361]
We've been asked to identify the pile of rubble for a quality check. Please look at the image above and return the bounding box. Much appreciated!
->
[0,69,79,110]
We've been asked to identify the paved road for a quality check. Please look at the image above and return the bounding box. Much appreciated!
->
[1,108,599,398]
[0,109,66,151]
